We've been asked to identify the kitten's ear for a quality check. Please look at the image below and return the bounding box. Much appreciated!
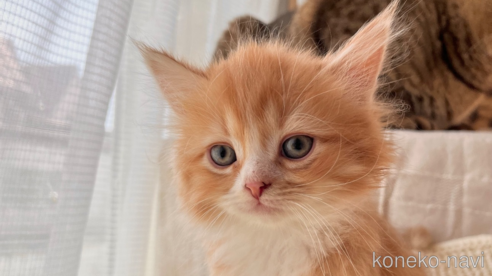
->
[328,1,398,102]
[137,43,207,110]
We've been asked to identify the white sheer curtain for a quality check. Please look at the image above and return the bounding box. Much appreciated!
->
[0,0,133,276]
[0,1,284,276]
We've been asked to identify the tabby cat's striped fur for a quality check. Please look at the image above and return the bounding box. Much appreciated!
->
[215,0,492,130]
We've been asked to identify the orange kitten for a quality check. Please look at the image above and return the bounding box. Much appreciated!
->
[140,2,424,275]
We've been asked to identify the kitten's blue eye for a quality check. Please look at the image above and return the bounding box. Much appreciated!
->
[282,135,313,159]
[210,145,236,166]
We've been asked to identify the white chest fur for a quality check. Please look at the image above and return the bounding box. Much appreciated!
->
[206,223,317,276]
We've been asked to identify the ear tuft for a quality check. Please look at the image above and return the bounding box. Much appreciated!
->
[328,1,399,102]
[135,42,207,110]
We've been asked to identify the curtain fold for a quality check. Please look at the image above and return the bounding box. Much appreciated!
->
[109,0,179,275]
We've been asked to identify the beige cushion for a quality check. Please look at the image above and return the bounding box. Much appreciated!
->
[422,235,492,275]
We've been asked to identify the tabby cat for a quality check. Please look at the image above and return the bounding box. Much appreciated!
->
[215,0,492,130]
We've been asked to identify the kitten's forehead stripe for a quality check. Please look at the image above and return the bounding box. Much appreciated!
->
[227,94,283,154]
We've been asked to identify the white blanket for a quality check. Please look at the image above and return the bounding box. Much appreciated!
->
[380,131,492,243]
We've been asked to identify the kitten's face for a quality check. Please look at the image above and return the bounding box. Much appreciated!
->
[141,5,395,228]
[172,52,388,226]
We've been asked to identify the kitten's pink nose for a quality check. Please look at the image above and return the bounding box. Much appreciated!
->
[245,182,271,199]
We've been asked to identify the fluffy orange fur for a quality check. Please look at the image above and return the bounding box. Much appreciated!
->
[141,2,424,275]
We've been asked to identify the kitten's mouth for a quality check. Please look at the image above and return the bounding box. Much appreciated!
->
[231,199,291,224]
[247,201,278,215]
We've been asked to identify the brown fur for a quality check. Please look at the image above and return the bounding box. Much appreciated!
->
[215,0,492,130]
[140,4,424,275]
[458,96,492,130]
[214,12,294,61]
